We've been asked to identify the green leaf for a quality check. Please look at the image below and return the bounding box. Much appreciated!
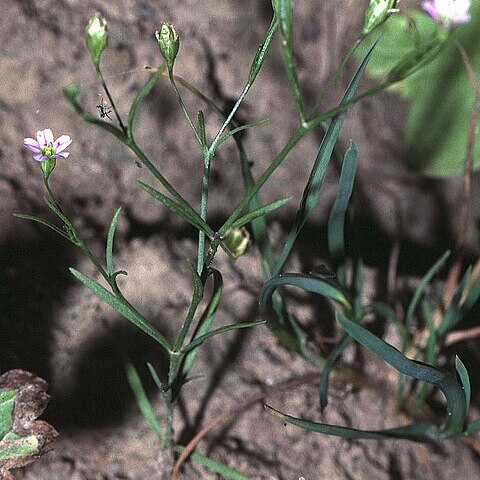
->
[173,445,248,480]
[125,361,164,442]
[0,434,39,458]
[181,320,266,354]
[70,268,172,352]
[260,273,351,314]
[264,404,436,441]
[216,118,269,147]
[106,207,122,277]
[0,391,16,440]
[180,268,223,379]
[327,141,358,281]
[127,65,166,137]
[465,417,480,435]
[230,197,291,229]
[455,356,471,416]
[138,182,215,239]
[273,43,375,275]
[405,250,450,331]
[13,213,73,243]
[336,312,466,438]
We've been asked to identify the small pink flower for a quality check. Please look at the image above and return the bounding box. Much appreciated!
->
[23,129,72,162]
[421,0,471,28]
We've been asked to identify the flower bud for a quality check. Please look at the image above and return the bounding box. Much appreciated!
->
[156,23,179,72]
[362,0,398,35]
[85,13,108,68]
[223,227,251,259]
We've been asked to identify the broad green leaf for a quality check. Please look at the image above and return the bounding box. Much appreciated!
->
[0,391,16,440]
[70,268,172,352]
[106,207,122,277]
[125,361,164,442]
[357,8,480,176]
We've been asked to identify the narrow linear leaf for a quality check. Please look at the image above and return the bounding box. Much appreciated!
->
[173,445,247,480]
[465,417,480,435]
[138,182,214,239]
[13,214,72,243]
[274,43,376,275]
[319,333,353,411]
[405,250,450,330]
[147,362,164,393]
[455,356,471,415]
[180,268,223,379]
[216,118,269,147]
[230,197,292,229]
[69,268,172,352]
[106,207,122,277]
[260,273,350,314]
[328,141,358,276]
[125,361,164,442]
[264,404,436,442]
[182,320,266,354]
[337,312,466,438]
[127,66,166,135]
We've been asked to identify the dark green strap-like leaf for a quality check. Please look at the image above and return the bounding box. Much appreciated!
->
[273,44,376,275]
[264,404,436,442]
[319,333,353,411]
[260,273,350,314]
[327,141,358,283]
[336,312,466,438]
[70,268,172,352]
[455,356,471,415]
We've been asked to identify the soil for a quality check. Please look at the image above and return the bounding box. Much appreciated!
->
[2,0,480,479]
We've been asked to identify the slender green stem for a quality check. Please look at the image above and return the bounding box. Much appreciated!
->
[169,70,202,145]
[197,146,211,274]
[209,84,250,156]
[96,67,127,135]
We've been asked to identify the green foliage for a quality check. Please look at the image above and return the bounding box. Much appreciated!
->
[357,7,480,176]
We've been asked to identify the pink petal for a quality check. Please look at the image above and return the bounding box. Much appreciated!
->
[53,151,69,159]
[421,1,440,20]
[53,135,72,153]
[33,153,48,161]
[37,129,54,147]
[23,138,41,153]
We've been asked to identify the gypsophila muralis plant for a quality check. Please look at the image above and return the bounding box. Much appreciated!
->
[15,0,480,476]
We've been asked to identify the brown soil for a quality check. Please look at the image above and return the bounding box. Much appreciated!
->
[2,0,480,479]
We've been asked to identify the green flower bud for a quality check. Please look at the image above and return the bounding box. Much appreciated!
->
[156,23,179,72]
[223,227,251,259]
[362,0,398,35]
[85,13,108,69]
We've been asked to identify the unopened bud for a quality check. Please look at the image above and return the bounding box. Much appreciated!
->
[85,13,108,68]
[224,227,251,259]
[362,0,398,35]
[156,23,179,72]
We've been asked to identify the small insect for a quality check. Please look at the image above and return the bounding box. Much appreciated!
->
[96,94,113,120]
